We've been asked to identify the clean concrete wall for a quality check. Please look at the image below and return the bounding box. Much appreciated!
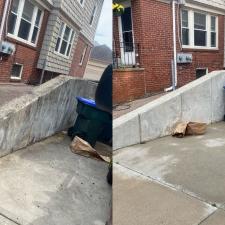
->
[113,70,225,150]
[0,76,97,157]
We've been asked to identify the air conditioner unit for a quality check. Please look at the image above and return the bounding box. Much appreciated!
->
[0,41,15,55]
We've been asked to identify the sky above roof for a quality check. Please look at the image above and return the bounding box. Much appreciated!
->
[95,0,112,49]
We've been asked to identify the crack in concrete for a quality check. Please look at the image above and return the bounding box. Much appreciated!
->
[116,162,218,210]
[0,212,21,225]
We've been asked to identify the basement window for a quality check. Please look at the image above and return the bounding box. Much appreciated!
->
[55,21,75,57]
[11,64,23,79]
[181,9,218,49]
[196,68,208,79]
[7,0,43,46]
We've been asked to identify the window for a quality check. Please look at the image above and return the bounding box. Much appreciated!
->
[8,0,43,45]
[90,5,96,25]
[79,45,88,65]
[11,64,23,79]
[194,12,206,46]
[182,10,189,45]
[78,0,85,6]
[55,21,75,57]
[196,68,208,79]
[211,16,216,47]
[121,7,134,52]
[181,9,218,49]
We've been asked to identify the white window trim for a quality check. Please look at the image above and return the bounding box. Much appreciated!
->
[90,5,97,26]
[79,45,88,66]
[11,63,23,80]
[181,9,219,50]
[54,21,75,58]
[77,0,85,7]
[7,0,44,47]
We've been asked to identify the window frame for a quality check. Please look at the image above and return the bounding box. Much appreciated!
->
[54,21,75,58]
[181,9,218,50]
[196,67,208,79]
[7,0,44,47]
[77,0,85,7]
[89,5,97,26]
[79,45,88,66]
[10,63,23,80]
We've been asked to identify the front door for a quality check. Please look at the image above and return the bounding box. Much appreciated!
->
[118,7,135,66]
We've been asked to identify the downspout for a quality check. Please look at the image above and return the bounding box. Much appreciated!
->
[0,0,11,41]
[165,0,177,92]
[172,0,178,88]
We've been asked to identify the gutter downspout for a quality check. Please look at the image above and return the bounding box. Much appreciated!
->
[165,0,177,92]
[172,0,177,88]
[0,0,11,41]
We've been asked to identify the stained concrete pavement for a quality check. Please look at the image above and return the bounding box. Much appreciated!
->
[0,133,111,225]
[114,122,225,224]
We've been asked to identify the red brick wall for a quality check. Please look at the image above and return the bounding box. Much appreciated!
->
[0,1,49,83]
[69,36,92,78]
[113,0,225,101]
[113,69,145,104]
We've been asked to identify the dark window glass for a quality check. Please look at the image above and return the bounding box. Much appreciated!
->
[60,40,67,55]
[211,32,216,47]
[22,0,34,22]
[194,30,206,46]
[123,32,133,52]
[35,9,42,26]
[63,26,70,41]
[194,13,206,30]
[196,69,207,79]
[8,13,17,34]
[55,38,61,51]
[18,19,31,40]
[121,7,132,32]
[211,16,216,31]
[66,44,71,56]
[12,0,19,13]
[182,10,188,27]
[90,6,96,25]
[31,27,38,43]
[11,64,22,78]
[182,28,189,45]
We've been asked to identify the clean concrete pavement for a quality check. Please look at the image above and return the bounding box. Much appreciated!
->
[0,133,111,225]
[113,122,225,225]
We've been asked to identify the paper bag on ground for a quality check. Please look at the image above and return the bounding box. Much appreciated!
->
[172,122,188,138]
[186,122,207,135]
[70,136,110,162]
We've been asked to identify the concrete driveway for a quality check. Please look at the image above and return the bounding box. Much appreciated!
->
[0,84,33,107]
[0,133,111,225]
[113,122,225,225]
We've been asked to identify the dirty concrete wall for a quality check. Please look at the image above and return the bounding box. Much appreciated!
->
[0,76,97,157]
[114,70,225,150]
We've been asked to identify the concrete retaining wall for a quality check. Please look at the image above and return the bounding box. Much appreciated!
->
[0,76,97,157]
[113,70,225,150]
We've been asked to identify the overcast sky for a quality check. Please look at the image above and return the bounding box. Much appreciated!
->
[95,0,112,48]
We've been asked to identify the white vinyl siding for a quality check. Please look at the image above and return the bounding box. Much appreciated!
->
[181,9,218,49]
[8,0,43,46]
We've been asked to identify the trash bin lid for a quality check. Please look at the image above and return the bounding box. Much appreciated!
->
[76,97,96,107]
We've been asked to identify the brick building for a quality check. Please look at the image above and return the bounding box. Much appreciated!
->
[113,0,225,103]
[0,0,104,84]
